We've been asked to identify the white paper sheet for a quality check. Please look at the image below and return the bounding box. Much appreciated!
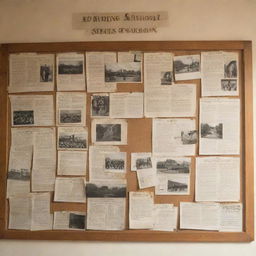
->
[57,52,85,91]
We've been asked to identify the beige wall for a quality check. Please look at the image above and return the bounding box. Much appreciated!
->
[0,0,256,255]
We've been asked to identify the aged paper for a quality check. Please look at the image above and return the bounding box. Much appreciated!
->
[137,168,156,189]
[7,148,32,198]
[144,52,196,117]
[174,54,201,81]
[153,118,196,156]
[196,157,240,202]
[110,92,144,118]
[86,51,117,92]
[129,191,154,229]
[9,193,52,231]
[53,211,86,230]
[56,92,86,126]
[153,204,178,231]
[32,128,56,192]
[10,95,54,127]
[219,203,243,232]
[58,127,88,150]
[154,155,191,195]
[57,52,85,91]
[89,146,125,181]
[201,51,239,96]
[91,119,127,145]
[54,177,86,203]
[199,98,240,155]
[9,53,54,93]
[31,192,53,231]
[180,202,220,231]
[57,151,87,176]
[8,194,32,230]
[87,198,126,230]
[10,128,56,192]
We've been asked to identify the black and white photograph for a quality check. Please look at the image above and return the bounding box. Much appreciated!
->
[201,123,223,139]
[96,124,121,142]
[174,55,200,74]
[69,213,86,230]
[136,157,152,170]
[58,60,83,75]
[13,110,34,126]
[105,62,141,83]
[133,52,142,62]
[58,132,87,149]
[181,130,197,144]
[40,64,53,82]
[91,95,110,117]
[161,71,173,85]
[59,109,82,124]
[167,179,188,193]
[224,60,237,78]
[105,153,126,172]
[86,183,126,198]
[156,159,190,174]
[8,168,30,181]
[221,79,237,91]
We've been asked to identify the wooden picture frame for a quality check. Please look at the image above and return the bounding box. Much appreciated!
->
[0,41,254,242]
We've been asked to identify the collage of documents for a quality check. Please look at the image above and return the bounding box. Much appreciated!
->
[6,50,242,233]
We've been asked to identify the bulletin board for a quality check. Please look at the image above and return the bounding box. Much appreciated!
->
[0,41,254,242]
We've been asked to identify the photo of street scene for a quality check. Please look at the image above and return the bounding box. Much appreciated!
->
[201,123,223,139]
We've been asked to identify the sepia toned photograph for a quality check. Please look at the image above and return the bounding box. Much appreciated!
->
[105,62,141,83]
[8,168,30,181]
[69,213,86,230]
[136,157,152,170]
[167,179,188,193]
[157,159,190,174]
[133,52,142,62]
[60,109,82,124]
[91,95,109,117]
[161,71,173,85]
[174,55,200,74]
[96,124,121,142]
[40,64,53,82]
[13,110,34,125]
[221,79,237,91]
[58,132,87,149]
[86,183,126,198]
[181,130,197,144]
[105,156,125,171]
[201,123,223,139]
[58,60,83,75]
[224,60,237,78]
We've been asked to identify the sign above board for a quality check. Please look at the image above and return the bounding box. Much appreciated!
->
[72,12,169,35]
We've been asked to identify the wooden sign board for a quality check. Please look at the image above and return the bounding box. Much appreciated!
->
[0,41,254,242]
